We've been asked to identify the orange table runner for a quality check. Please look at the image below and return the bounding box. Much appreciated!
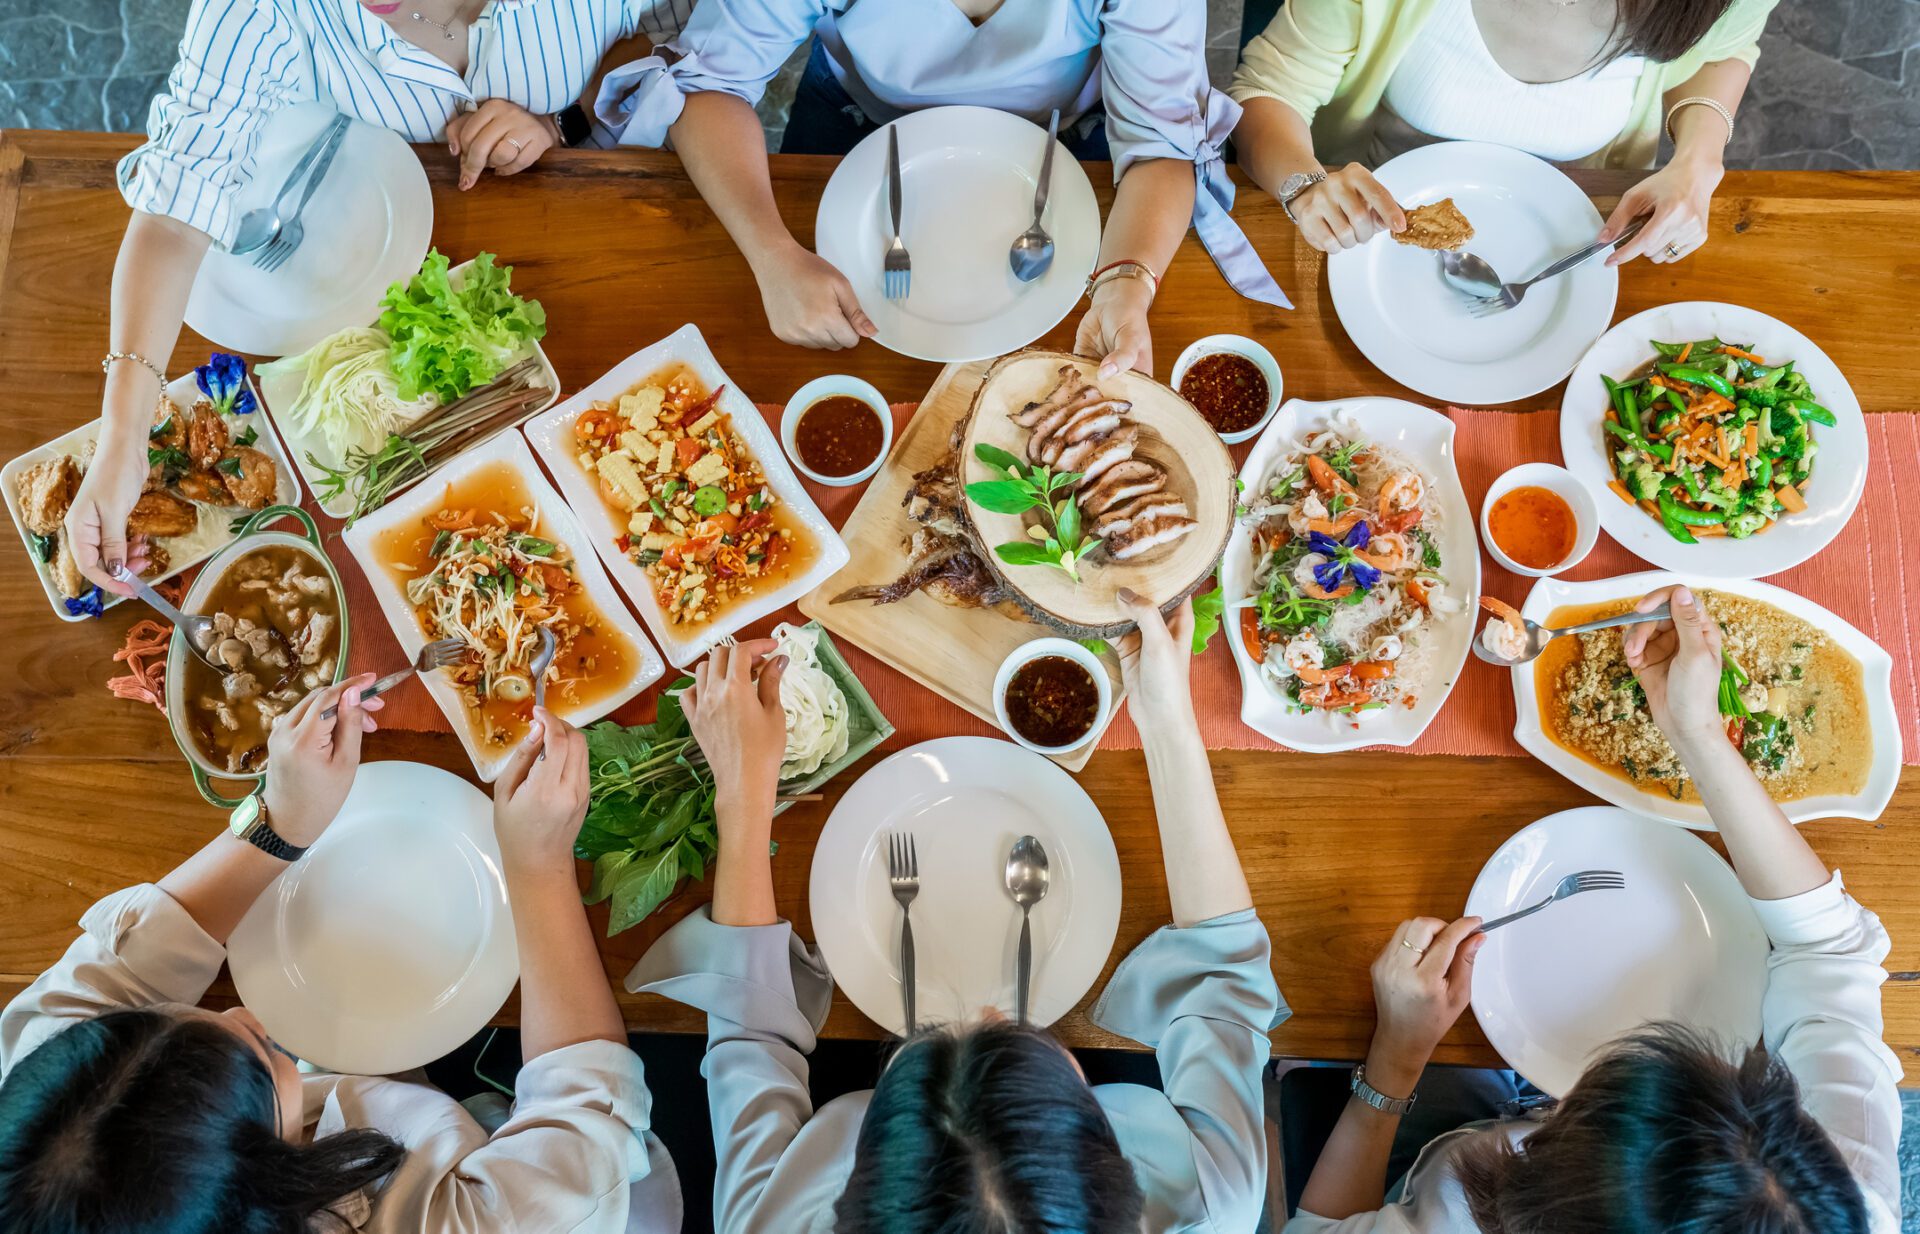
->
[330,404,1920,764]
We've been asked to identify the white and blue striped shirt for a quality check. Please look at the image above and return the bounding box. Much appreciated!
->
[119,0,692,247]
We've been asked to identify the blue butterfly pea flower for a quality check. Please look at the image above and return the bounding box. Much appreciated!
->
[64,586,106,619]
[194,352,257,417]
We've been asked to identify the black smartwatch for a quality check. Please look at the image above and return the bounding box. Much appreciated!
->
[228,793,307,862]
[552,103,591,149]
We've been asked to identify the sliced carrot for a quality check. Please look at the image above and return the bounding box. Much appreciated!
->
[1718,426,1733,459]
[1605,410,1619,425]
[1743,424,1759,457]
[1677,342,1693,363]
[1607,479,1637,506]
[1639,499,1661,518]
[1776,483,1807,513]
[1718,345,1766,363]
[1692,523,1729,536]
[1407,578,1431,609]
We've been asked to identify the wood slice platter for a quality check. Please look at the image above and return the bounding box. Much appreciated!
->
[960,351,1235,638]
[796,359,1125,772]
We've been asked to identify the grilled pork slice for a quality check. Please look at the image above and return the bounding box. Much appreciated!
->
[1036,400,1128,466]
[1059,426,1139,487]
[1009,366,1087,428]
[1090,491,1188,540]
[1080,460,1163,515]
[1023,390,1112,454]
[1107,513,1199,560]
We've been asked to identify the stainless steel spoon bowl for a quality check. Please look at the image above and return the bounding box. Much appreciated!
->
[111,563,224,669]
[1009,110,1060,284]
[1473,604,1672,668]
[1004,834,1051,1023]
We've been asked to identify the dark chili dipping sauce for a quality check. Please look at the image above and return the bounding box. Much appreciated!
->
[1179,352,1270,433]
[795,395,885,477]
[1005,655,1100,748]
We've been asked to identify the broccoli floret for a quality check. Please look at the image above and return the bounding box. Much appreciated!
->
[1727,510,1771,539]
[1617,454,1662,501]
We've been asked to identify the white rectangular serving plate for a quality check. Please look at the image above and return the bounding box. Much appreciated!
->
[522,323,850,667]
[1511,569,1901,829]
[342,430,666,780]
[257,259,561,520]
[3,371,303,622]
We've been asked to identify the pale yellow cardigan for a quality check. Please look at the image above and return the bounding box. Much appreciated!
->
[1229,0,1778,170]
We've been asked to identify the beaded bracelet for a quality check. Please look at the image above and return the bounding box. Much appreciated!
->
[101,350,167,390]
[1665,97,1735,147]
[1086,259,1160,302]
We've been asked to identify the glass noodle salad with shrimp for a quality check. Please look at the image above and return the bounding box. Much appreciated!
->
[1234,412,1460,718]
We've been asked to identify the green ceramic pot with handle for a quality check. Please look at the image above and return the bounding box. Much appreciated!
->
[164,505,351,808]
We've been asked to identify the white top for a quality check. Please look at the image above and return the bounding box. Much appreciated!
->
[0,884,680,1234]
[1283,871,1903,1234]
[119,0,692,248]
[1372,0,1645,165]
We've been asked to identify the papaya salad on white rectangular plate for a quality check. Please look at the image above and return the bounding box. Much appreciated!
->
[1233,412,1463,717]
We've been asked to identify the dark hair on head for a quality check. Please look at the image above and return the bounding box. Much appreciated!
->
[1607,0,1739,64]
[0,1008,405,1234]
[1455,1022,1868,1234]
[833,1018,1143,1234]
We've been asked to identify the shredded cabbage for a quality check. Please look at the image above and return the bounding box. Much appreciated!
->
[258,328,437,463]
[773,623,849,779]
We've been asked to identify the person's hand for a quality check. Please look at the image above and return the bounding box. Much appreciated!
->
[1600,152,1722,266]
[447,99,560,191]
[64,429,150,594]
[754,246,876,349]
[1287,164,1405,253]
[1074,277,1154,379]
[1116,589,1196,739]
[1365,915,1485,1092]
[682,639,789,826]
[261,672,383,847]
[493,707,590,878]
[1623,584,1727,748]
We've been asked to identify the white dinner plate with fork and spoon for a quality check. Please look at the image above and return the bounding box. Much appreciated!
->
[814,106,1102,363]
[1464,806,1767,1097]
[808,736,1121,1036]
[1327,141,1618,405]
[185,102,433,357]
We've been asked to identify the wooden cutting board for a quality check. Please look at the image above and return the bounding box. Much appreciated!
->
[797,360,1125,772]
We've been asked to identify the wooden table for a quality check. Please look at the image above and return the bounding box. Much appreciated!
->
[3,131,1917,1078]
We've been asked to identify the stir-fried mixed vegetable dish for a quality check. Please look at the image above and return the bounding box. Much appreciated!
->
[576,368,805,628]
[1236,415,1462,718]
[1601,337,1831,543]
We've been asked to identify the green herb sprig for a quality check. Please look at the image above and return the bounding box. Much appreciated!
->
[966,443,1091,580]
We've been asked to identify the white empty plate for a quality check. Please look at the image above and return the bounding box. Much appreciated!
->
[229,761,517,1075]
[1328,141,1616,405]
[808,737,1121,1035]
[1465,806,1767,1096]
[814,106,1101,363]
[186,104,432,357]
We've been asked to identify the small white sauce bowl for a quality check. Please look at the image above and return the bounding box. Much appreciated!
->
[1168,334,1284,445]
[1480,462,1599,578]
[992,637,1111,756]
[780,375,892,487]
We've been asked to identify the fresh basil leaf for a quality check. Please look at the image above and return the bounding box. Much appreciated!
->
[584,850,636,904]
[974,442,1023,474]
[995,541,1055,566]
[606,846,686,936]
[966,479,1044,514]
[1055,498,1082,550]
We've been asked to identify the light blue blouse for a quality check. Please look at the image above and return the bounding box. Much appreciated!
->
[119,0,692,247]
[628,905,1288,1234]
[593,0,1291,307]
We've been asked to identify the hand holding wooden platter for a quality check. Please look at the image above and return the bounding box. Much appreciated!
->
[959,351,1235,638]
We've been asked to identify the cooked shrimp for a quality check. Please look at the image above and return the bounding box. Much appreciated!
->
[1357,531,1413,572]
[1282,632,1324,674]
[1306,454,1359,501]
[1287,491,1330,537]
[1376,471,1426,532]
[1478,596,1530,661]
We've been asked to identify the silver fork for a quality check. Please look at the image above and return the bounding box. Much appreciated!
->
[1474,870,1626,934]
[886,831,919,1032]
[256,117,350,272]
[882,125,910,301]
[321,637,466,719]
[1463,217,1648,318]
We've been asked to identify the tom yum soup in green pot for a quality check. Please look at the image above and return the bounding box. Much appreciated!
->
[166,506,350,807]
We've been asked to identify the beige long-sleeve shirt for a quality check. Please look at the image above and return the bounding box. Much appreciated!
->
[0,883,681,1234]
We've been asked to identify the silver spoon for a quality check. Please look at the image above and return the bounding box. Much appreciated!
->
[1473,604,1671,668]
[110,563,225,669]
[1004,834,1051,1024]
[1009,110,1059,283]
[531,626,559,758]
[1439,217,1648,310]
[229,115,349,256]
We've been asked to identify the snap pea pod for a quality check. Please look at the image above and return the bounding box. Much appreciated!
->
[1752,456,1773,489]
[1604,419,1674,462]
[1787,398,1837,427]
[1656,492,1699,544]
[1620,385,1641,436]
[1664,388,1687,416]
[1659,364,1738,400]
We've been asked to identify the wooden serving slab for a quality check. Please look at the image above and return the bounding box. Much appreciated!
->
[797,359,1124,772]
[961,350,1234,638]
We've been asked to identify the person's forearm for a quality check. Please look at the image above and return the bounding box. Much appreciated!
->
[508,866,626,1061]
[711,790,778,928]
[1297,1038,1423,1218]
[670,92,803,273]
[1097,158,1193,278]
[103,213,212,438]
[156,831,291,944]
[1663,60,1749,171]
[1233,96,1323,200]
[1670,730,1828,900]
[1139,709,1253,926]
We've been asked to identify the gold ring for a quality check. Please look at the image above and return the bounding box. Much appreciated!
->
[1401,938,1425,955]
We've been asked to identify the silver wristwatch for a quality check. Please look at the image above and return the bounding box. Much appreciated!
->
[1278,170,1328,224]
[1351,1064,1417,1116]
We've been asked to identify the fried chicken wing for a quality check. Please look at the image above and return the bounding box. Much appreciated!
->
[17,454,81,536]
[126,490,200,538]
[218,447,278,509]
[184,398,231,470]
[173,469,231,505]
[150,398,186,449]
